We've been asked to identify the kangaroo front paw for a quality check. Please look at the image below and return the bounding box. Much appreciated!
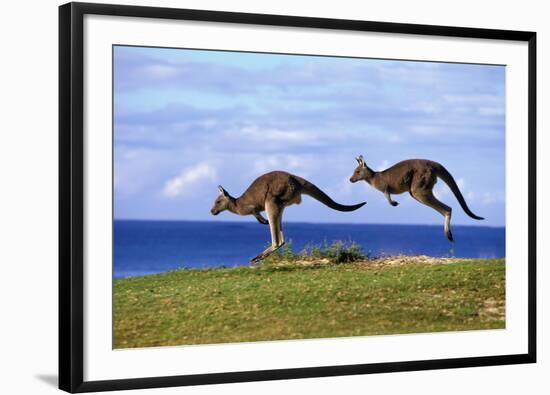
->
[391,201,399,207]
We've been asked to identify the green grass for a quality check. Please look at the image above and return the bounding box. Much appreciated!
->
[114,257,505,349]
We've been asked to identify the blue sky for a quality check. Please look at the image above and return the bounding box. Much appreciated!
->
[114,46,505,226]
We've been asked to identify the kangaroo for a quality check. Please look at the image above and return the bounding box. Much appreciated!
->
[349,155,484,242]
[211,171,366,263]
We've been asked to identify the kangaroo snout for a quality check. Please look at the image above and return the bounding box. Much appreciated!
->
[211,208,219,215]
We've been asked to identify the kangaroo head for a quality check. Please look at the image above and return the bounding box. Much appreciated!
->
[349,155,369,183]
[211,185,233,215]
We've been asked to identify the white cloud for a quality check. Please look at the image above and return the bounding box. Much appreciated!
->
[330,176,354,197]
[433,177,503,208]
[434,178,465,200]
[142,64,179,78]
[443,94,504,117]
[386,135,403,144]
[433,185,448,200]
[114,148,158,196]
[478,107,505,116]
[253,156,282,174]
[481,191,505,205]
[238,126,312,144]
[418,103,440,114]
[198,119,218,128]
[163,162,217,198]
[410,126,441,136]
[443,94,503,105]
[253,154,314,176]
[377,65,438,84]
[377,160,391,170]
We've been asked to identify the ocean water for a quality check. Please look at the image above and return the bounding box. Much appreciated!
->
[113,220,505,279]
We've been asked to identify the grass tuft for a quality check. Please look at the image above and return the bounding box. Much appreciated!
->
[262,239,368,265]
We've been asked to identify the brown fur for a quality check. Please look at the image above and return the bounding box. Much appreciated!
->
[349,156,484,242]
[211,171,366,263]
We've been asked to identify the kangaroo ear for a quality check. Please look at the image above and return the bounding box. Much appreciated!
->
[356,155,365,167]
[218,185,228,196]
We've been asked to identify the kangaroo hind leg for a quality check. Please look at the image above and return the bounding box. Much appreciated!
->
[250,200,284,264]
[277,207,285,246]
[412,190,453,242]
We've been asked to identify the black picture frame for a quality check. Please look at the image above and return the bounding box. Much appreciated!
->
[59,2,537,393]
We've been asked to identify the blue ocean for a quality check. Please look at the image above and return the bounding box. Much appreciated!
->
[113,220,505,279]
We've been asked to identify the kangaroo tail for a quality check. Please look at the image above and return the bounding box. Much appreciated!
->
[298,178,366,212]
[437,165,484,220]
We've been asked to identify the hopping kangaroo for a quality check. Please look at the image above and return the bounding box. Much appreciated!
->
[211,171,366,263]
[349,155,484,242]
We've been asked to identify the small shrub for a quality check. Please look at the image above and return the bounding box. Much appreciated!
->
[261,239,367,265]
[306,240,365,263]
[300,243,323,258]
[333,241,365,263]
[311,245,323,258]
[281,241,296,260]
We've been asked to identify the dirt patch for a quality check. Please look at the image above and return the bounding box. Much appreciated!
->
[358,255,472,268]
[282,255,472,268]
[478,297,505,322]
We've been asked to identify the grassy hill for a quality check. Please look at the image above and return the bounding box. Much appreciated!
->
[114,248,505,348]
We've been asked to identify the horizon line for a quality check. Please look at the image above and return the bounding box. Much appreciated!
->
[113,218,505,229]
